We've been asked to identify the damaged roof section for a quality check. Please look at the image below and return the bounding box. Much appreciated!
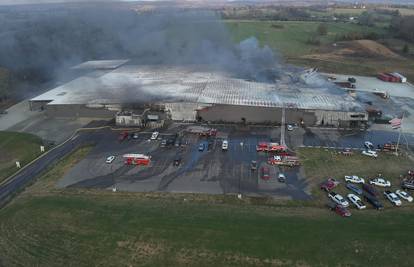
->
[31,63,365,112]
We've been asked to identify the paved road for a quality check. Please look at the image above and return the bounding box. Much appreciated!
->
[0,131,103,206]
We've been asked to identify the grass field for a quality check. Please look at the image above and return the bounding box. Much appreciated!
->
[1,146,414,266]
[226,20,387,58]
[0,131,43,183]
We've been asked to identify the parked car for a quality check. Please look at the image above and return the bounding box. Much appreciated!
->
[250,160,257,171]
[287,124,294,131]
[320,178,340,192]
[151,131,159,140]
[346,183,363,195]
[328,191,349,207]
[133,133,139,139]
[370,178,391,187]
[347,194,366,209]
[261,167,270,180]
[345,175,365,184]
[396,190,413,202]
[198,143,205,152]
[384,190,402,206]
[401,178,414,190]
[174,138,181,147]
[166,138,175,146]
[362,183,378,197]
[363,193,384,210]
[222,140,228,151]
[362,150,378,158]
[173,156,182,166]
[160,139,167,147]
[339,148,353,156]
[278,173,286,183]
[364,141,374,149]
[106,155,116,164]
[327,202,351,217]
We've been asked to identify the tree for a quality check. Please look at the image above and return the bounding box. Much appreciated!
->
[403,44,410,54]
[317,23,328,36]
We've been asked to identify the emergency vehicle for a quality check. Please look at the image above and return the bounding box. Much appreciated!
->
[123,154,151,166]
[256,142,287,153]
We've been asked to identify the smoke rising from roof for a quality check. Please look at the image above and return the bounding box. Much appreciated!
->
[0,5,283,82]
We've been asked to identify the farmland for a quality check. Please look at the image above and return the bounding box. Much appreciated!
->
[1,146,414,266]
[226,20,414,80]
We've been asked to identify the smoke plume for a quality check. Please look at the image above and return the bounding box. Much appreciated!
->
[0,4,285,83]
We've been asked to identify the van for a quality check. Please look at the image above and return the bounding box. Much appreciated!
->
[222,140,228,151]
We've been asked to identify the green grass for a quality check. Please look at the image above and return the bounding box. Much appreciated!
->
[0,131,43,183]
[226,20,386,58]
[1,146,414,266]
[2,194,414,267]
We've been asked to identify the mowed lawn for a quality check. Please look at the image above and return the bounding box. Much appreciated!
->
[0,131,43,183]
[1,147,414,266]
[225,20,386,58]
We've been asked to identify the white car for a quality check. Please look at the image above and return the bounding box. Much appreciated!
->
[106,155,115,164]
[222,140,228,150]
[384,191,402,206]
[396,190,413,202]
[344,175,365,184]
[287,124,294,131]
[328,192,349,207]
[347,194,366,209]
[370,178,391,187]
[361,150,378,158]
[150,131,159,140]
[364,141,374,149]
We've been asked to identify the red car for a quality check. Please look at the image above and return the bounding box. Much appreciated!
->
[118,131,128,142]
[261,167,270,180]
[320,178,340,192]
[328,202,351,217]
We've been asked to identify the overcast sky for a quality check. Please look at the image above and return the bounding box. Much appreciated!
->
[0,0,413,6]
[0,0,140,5]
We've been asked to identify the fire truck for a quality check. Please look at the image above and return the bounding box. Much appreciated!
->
[123,154,151,166]
[256,142,287,153]
[268,155,300,167]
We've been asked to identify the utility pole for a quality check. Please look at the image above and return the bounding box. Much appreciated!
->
[280,107,286,147]
[395,112,404,155]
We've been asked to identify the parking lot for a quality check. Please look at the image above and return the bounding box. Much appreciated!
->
[57,125,311,199]
[55,120,414,200]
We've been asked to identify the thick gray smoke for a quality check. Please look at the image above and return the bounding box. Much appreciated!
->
[0,4,284,83]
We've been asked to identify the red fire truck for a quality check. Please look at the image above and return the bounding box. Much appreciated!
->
[256,142,287,153]
[123,154,151,166]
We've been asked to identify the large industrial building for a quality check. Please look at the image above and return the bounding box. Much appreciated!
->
[29,60,368,128]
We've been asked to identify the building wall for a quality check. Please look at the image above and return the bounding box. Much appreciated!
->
[196,104,367,127]
[196,104,317,125]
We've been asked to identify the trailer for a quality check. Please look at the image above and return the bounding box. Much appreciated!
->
[268,155,300,167]
[378,73,404,83]
[123,154,151,166]
[186,126,217,137]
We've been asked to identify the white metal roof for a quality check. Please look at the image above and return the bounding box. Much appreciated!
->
[31,64,364,112]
